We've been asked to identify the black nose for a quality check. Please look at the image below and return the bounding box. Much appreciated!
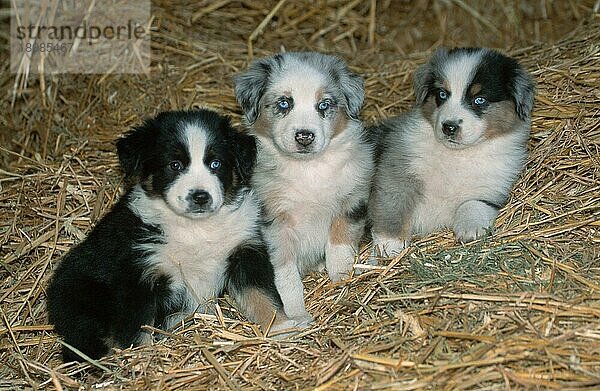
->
[190,190,211,207]
[442,121,460,137]
[295,130,315,146]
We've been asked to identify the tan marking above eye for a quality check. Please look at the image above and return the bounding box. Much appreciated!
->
[470,83,482,96]
[315,87,324,102]
[435,80,450,93]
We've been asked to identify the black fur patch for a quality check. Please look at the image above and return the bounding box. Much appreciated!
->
[464,50,519,116]
[347,200,368,222]
[46,194,167,361]
[364,120,396,166]
[225,240,283,309]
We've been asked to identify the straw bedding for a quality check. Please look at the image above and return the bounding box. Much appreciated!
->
[1,1,599,389]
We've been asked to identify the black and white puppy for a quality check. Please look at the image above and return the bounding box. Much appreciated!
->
[369,48,535,255]
[234,52,374,324]
[47,109,294,361]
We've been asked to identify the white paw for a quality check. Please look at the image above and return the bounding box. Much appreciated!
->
[453,201,497,243]
[274,264,309,321]
[290,314,314,329]
[326,244,355,282]
[453,224,491,243]
[134,330,154,345]
[291,310,314,326]
[372,235,409,258]
[268,315,313,339]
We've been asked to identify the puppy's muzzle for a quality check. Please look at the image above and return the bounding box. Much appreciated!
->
[295,130,315,147]
[442,120,461,137]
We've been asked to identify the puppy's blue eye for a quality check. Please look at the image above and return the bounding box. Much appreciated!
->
[277,99,290,110]
[437,90,448,100]
[473,96,487,106]
[209,159,221,170]
[169,160,183,171]
[318,99,331,111]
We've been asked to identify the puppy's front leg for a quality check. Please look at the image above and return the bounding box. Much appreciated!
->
[265,226,313,323]
[369,176,421,256]
[273,259,312,322]
[453,199,500,242]
[326,202,367,282]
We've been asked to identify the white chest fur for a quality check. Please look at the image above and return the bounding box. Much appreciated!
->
[255,134,371,256]
[128,187,259,307]
[406,118,527,233]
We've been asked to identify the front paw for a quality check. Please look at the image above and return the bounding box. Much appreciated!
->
[268,314,313,339]
[328,269,351,282]
[453,201,497,243]
[371,235,410,258]
[326,244,356,282]
[453,224,491,243]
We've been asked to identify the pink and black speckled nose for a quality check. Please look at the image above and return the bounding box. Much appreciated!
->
[294,130,315,146]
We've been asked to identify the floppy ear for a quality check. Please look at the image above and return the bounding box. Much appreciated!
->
[230,129,257,185]
[414,47,447,105]
[116,119,156,179]
[234,55,280,124]
[413,63,432,106]
[512,66,535,122]
[339,66,365,120]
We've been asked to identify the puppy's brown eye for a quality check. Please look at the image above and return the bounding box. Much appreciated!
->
[169,160,183,172]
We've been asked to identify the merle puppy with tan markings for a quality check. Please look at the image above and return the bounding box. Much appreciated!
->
[234,52,374,324]
[47,109,296,361]
[369,47,535,256]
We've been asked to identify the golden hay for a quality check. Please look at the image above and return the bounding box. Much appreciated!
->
[1,1,599,389]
